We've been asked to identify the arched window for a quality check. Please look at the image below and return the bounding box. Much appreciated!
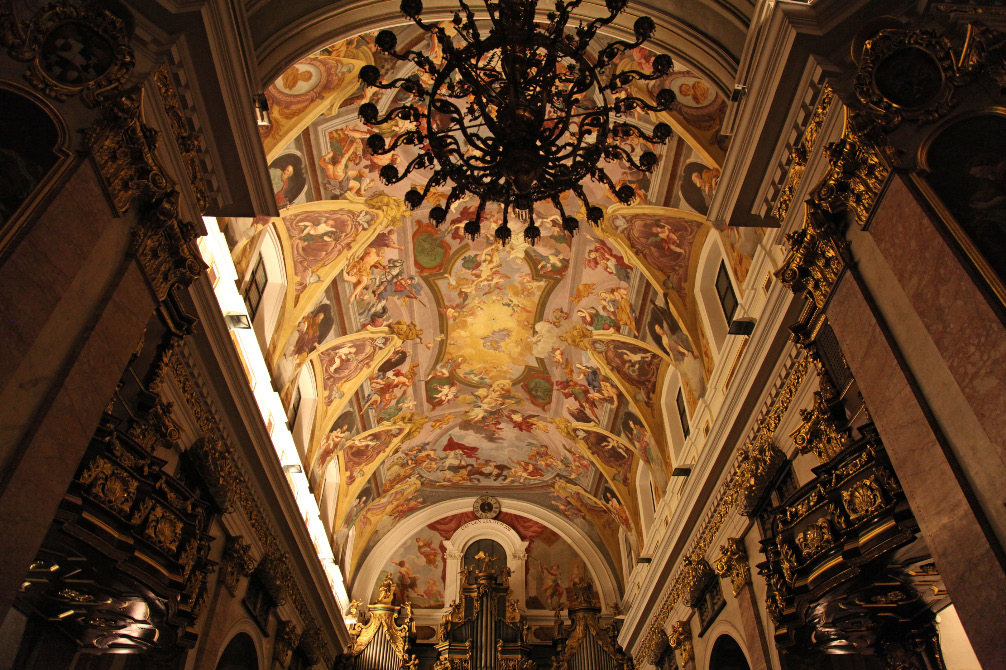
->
[708,634,750,670]
[216,632,259,670]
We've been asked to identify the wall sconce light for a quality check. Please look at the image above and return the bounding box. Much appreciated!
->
[225,313,252,329]
[728,318,756,336]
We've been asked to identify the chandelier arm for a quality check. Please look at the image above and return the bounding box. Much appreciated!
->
[611,121,672,144]
[428,98,498,155]
[435,48,504,138]
[596,35,647,70]
[591,166,619,194]
[429,120,499,161]
[606,66,671,91]
[613,93,674,115]
[365,75,429,98]
[362,103,423,127]
[381,43,440,76]
[430,133,499,176]
[602,143,656,173]
[571,183,592,211]
[380,152,434,185]
[369,130,425,156]
[418,170,449,201]
[573,8,622,54]
[455,0,481,43]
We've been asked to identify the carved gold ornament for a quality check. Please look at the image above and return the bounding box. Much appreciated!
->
[843,477,885,520]
[4,2,134,106]
[712,538,751,597]
[667,620,693,666]
[855,29,961,130]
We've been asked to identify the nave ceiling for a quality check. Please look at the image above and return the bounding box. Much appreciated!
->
[221,18,763,613]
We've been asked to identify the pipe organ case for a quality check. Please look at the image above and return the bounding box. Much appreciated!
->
[435,552,535,670]
[339,576,419,670]
[551,578,632,670]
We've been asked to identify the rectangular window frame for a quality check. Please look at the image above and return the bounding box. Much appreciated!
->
[715,261,738,323]
[676,387,690,440]
[244,256,268,323]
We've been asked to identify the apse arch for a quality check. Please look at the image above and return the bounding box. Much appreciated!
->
[350,498,619,611]
[213,623,265,670]
[700,622,751,670]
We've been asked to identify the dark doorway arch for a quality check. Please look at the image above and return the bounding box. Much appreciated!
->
[708,634,750,670]
[216,632,259,670]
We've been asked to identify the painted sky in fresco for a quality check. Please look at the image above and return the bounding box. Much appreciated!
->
[224,21,758,592]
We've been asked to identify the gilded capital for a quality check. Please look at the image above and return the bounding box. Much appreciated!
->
[712,538,751,596]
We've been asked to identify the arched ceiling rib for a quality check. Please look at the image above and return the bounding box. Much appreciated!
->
[250,0,751,97]
[222,13,765,605]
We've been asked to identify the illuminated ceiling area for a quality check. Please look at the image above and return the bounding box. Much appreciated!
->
[208,21,764,628]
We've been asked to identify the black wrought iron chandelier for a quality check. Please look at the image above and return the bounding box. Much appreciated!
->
[358,0,677,245]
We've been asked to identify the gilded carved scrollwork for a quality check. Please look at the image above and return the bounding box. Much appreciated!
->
[678,557,714,607]
[273,619,301,667]
[83,88,207,303]
[776,112,889,346]
[153,65,210,213]
[712,538,751,597]
[666,621,693,666]
[790,391,852,463]
[855,29,963,131]
[219,536,257,595]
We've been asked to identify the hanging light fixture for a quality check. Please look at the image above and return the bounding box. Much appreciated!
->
[358,0,677,245]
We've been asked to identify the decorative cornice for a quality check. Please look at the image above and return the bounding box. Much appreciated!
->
[637,354,809,661]
[772,86,836,225]
[168,351,333,667]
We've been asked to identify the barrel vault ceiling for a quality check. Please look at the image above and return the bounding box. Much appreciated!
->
[220,20,763,612]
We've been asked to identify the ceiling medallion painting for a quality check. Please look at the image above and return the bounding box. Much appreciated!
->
[224,6,758,609]
[359,0,677,244]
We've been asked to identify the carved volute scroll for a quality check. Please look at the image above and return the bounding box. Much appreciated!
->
[712,539,751,597]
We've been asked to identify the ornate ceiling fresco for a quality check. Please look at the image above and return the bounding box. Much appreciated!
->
[221,23,762,610]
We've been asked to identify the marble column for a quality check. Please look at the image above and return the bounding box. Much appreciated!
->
[0,162,156,621]
[827,176,1006,667]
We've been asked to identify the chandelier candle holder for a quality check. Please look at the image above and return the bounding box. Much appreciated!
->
[358,0,677,244]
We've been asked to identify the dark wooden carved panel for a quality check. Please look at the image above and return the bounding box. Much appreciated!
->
[758,428,948,669]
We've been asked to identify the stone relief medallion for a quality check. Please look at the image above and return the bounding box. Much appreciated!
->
[855,28,960,130]
[11,3,134,106]
[474,495,501,519]
[872,46,944,108]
